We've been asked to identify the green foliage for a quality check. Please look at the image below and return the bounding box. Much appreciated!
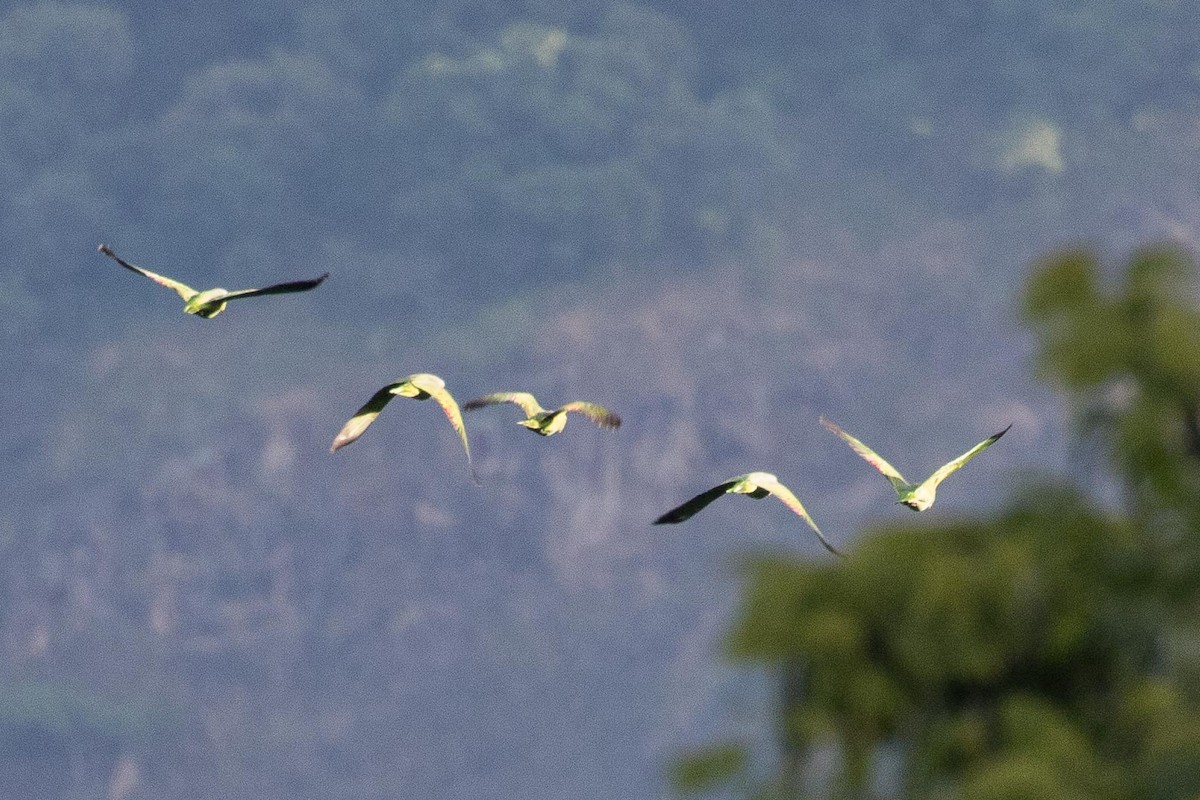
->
[1023,245,1200,396]
[671,742,748,794]
[1020,249,1096,321]
[11,1,1200,796]
[942,695,1122,800]
[1021,249,1131,388]
[1023,246,1200,538]
[683,245,1200,797]
[725,485,1163,795]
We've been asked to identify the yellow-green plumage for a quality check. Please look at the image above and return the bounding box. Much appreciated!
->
[820,416,1010,511]
[462,391,620,436]
[654,471,843,557]
[330,373,478,483]
[99,243,327,318]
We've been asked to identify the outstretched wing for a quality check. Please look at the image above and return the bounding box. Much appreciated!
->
[561,401,621,430]
[462,392,543,417]
[219,273,329,302]
[653,481,739,524]
[820,416,911,497]
[919,424,1012,493]
[329,384,400,452]
[754,473,844,558]
[410,374,478,483]
[98,243,196,301]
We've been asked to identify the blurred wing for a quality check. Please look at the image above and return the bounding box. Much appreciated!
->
[561,401,621,429]
[412,376,478,483]
[653,482,738,524]
[463,392,542,417]
[820,416,911,496]
[755,474,844,558]
[98,243,196,301]
[219,273,329,302]
[329,385,399,452]
[920,424,1012,492]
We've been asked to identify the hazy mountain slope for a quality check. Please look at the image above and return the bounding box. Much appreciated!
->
[4,223,1041,797]
[3,0,1200,797]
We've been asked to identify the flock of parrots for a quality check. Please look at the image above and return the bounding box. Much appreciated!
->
[98,243,1010,559]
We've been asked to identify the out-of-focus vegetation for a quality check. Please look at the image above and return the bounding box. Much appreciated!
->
[0,681,170,739]
[677,246,1200,798]
[6,0,1200,797]
[9,0,1200,337]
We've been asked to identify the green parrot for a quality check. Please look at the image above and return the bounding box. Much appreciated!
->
[99,243,327,319]
[820,416,1010,511]
[462,392,621,436]
[330,373,478,482]
[654,471,843,557]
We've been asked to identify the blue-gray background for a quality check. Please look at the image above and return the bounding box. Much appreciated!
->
[2,1,1193,797]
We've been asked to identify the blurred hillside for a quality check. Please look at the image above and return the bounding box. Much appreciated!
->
[3,1,1199,798]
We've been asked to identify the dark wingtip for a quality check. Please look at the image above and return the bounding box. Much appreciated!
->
[813,530,846,559]
[462,399,485,411]
[98,243,114,257]
[605,413,622,430]
[316,272,330,283]
[994,423,1013,439]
